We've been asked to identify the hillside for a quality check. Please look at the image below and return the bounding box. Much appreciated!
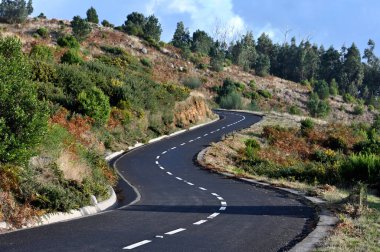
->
[0,15,378,231]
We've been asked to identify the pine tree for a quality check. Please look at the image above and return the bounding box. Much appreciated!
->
[143,15,162,41]
[0,0,33,23]
[86,6,99,24]
[71,16,92,41]
[172,21,191,50]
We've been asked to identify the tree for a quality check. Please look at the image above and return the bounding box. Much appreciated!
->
[340,43,364,96]
[191,29,213,55]
[172,21,191,50]
[209,41,224,72]
[319,46,341,83]
[314,80,330,100]
[71,15,92,41]
[0,0,33,23]
[122,12,145,37]
[86,6,99,24]
[143,15,162,41]
[0,36,48,164]
[307,93,330,118]
[255,53,270,77]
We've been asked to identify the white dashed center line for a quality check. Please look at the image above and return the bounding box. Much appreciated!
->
[123,240,152,250]
[165,228,186,235]
[187,182,194,186]
[181,143,186,146]
[193,220,208,225]
[161,151,167,155]
[217,197,224,201]
[220,207,227,211]
[176,177,183,181]
[212,193,219,197]
[208,213,220,219]
[199,187,207,191]
[166,172,173,175]
[221,201,227,206]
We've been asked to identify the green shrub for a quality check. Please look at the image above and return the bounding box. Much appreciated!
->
[289,105,301,115]
[61,49,83,64]
[29,44,54,61]
[314,80,330,100]
[353,105,365,115]
[183,77,202,89]
[300,118,314,131]
[140,58,151,67]
[57,35,80,49]
[100,46,124,55]
[36,27,49,38]
[101,19,114,28]
[77,87,111,125]
[329,79,339,96]
[340,154,380,188]
[257,89,272,99]
[31,61,57,83]
[219,92,243,109]
[245,138,261,161]
[343,93,356,103]
[308,93,330,118]
[0,36,48,164]
[325,136,348,152]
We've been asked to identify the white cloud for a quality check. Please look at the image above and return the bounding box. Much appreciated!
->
[146,0,246,41]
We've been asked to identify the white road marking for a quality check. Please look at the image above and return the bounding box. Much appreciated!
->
[171,147,177,150]
[222,127,226,129]
[208,213,220,219]
[167,172,173,175]
[210,131,215,134]
[221,201,227,206]
[181,143,186,146]
[193,220,208,225]
[155,161,159,165]
[187,182,194,186]
[189,140,194,143]
[156,156,160,159]
[216,129,220,131]
[162,151,167,155]
[217,197,224,201]
[212,193,219,197]
[176,177,183,181]
[219,207,227,211]
[198,187,207,191]
[203,134,208,137]
[155,235,164,239]
[165,228,186,235]
[159,166,165,170]
[123,240,152,250]
[196,137,201,140]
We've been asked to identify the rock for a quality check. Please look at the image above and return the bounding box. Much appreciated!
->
[170,63,175,69]
[161,48,171,55]
[141,47,148,54]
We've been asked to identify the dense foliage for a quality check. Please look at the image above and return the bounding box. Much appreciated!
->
[0,0,33,23]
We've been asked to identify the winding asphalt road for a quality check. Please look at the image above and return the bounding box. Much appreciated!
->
[0,111,316,251]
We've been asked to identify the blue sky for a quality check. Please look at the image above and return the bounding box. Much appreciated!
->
[33,0,380,54]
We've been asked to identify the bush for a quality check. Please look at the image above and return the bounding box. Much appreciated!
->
[325,136,348,152]
[36,27,49,38]
[29,44,54,61]
[183,77,202,89]
[308,93,330,118]
[31,61,57,83]
[219,92,243,109]
[300,118,314,131]
[61,49,83,64]
[257,89,272,99]
[314,80,330,100]
[0,36,48,164]
[353,105,365,115]
[57,35,80,49]
[289,105,301,115]
[101,20,114,28]
[140,58,151,68]
[343,93,356,103]
[77,87,111,125]
[245,138,261,161]
[340,154,380,188]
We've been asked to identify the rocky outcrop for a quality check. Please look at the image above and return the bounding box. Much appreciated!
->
[174,95,215,128]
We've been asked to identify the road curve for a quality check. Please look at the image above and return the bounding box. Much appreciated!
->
[0,111,316,252]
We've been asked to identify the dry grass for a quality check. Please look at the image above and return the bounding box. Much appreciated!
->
[57,150,90,182]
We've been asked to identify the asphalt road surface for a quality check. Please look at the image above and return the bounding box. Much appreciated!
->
[0,110,316,252]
